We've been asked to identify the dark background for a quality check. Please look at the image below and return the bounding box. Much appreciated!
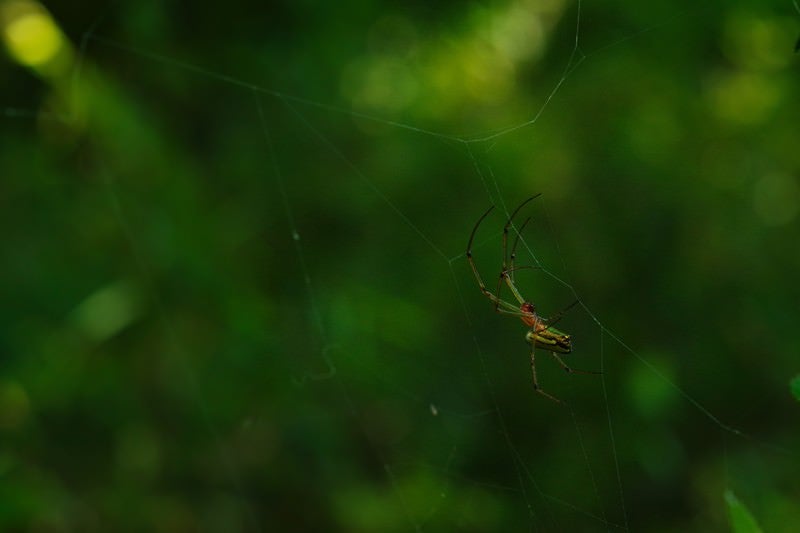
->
[2,0,799,531]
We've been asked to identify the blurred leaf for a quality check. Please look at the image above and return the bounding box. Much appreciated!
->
[70,280,144,342]
[724,490,763,533]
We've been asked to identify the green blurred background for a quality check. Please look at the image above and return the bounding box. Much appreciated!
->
[1,0,799,531]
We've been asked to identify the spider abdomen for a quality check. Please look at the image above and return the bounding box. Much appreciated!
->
[525,329,572,354]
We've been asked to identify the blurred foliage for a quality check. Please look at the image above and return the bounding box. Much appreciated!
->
[791,374,800,402]
[725,490,764,533]
[1,0,799,531]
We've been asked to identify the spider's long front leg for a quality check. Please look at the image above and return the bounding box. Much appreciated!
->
[467,205,523,314]
[466,199,541,316]
[530,346,563,404]
[497,197,539,308]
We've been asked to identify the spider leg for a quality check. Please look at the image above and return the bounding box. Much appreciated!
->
[467,197,542,312]
[495,216,529,310]
[500,265,541,309]
[505,265,542,276]
[494,272,510,312]
[466,205,508,308]
[467,204,532,313]
[495,301,526,314]
[530,345,564,404]
[500,197,539,304]
[542,299,581,329]
[503,198,538,268]
[509,215,533,284]
[548,352,602,375]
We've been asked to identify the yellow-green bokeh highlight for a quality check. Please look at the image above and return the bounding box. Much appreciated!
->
[1,0,73,79]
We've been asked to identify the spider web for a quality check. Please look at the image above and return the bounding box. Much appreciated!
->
[2,0,800,531]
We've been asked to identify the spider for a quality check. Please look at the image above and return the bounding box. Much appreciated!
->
[466,195,597,403]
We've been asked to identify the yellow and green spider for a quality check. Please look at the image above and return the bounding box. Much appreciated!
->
[466,195,598,403]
